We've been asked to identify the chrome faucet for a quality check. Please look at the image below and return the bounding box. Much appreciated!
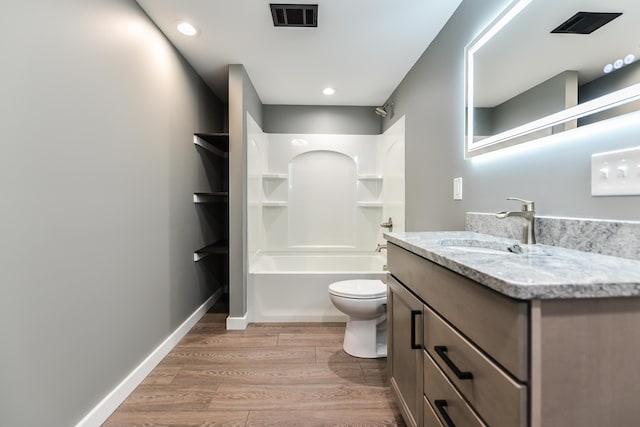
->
[375,243,387,252]
[495,197,536,244]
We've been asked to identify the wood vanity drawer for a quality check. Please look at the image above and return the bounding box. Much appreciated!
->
[424,351,486,427]
[424,305,527,427]
[423,396,444,427]
[388,243,528,381]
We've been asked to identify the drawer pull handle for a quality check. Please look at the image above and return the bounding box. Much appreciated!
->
[434,400,456,427]
[410,310,422,349]
[434,346,473,380]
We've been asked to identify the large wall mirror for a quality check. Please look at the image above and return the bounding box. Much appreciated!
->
[465,0,640,157]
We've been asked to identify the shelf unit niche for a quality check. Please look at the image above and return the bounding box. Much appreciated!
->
[356,173,383,208]
[193,133,229,287]
[262,172,288,208]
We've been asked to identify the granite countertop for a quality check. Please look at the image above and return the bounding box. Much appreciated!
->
[384,231,640,300]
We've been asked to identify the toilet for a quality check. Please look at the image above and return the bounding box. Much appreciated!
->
[328,279,387,358]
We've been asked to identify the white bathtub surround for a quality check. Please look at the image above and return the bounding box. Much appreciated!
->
[246,117,405,323]
[466,212,640,261]
[248,252,387,322]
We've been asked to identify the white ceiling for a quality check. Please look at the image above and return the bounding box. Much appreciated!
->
[135,0,462,106]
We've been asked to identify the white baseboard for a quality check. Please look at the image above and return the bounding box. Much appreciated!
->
[226,312,249,330]
[75,288,223,427]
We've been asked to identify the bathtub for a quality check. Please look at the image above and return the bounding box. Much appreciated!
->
[248,252,387,322]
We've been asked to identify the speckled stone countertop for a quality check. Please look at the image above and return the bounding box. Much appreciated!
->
[384,231,640,300]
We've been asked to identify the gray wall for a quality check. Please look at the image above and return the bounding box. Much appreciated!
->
[579,60,640,126]
[263,105,382,134]
[228,65,263,318]
[0,1,224,425]
[492,71,577,134]
[383,0,640,232]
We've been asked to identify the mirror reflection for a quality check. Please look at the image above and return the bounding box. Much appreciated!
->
[466,0,640,156]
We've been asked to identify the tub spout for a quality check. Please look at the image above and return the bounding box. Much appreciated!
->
[375,244,387,252]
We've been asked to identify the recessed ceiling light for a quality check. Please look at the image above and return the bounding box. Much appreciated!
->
[323,87,335,95]
[177,21,198,36]
[625,53,635,64]
[603,63,614,73]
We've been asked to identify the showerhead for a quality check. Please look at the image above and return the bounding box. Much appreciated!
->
[375,101,394,118]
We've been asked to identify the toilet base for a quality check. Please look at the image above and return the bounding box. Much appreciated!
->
[342,315,387,358]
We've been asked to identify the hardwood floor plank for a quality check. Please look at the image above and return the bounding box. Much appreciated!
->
[208,384,395,411]
[171,363,365,385]
[176,334,279,349]
[277,333,344,347]
[199,313,229,324]
[246,408,405,426]
[108,319,401,426]
[116,385,219,412]
[103,410,249,426]
[361,367,389,386]
[141,366,182,385]
[244,323,345,336]
[162,348,316,366]
[316,347,359,363]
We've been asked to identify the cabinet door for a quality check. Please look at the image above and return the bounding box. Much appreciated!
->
[388,274,423,427]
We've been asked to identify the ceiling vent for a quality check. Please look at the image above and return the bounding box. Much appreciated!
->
[270,4,317,27]
[551,11,622,34]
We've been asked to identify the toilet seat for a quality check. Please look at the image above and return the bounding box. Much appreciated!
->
[328,279,386,299]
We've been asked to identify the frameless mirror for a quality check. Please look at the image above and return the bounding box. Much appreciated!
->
[465,0,640,157]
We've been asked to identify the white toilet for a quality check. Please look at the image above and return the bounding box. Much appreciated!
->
[328,279,387,358]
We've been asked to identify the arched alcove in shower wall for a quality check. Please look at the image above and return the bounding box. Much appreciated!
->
[288,150,357,248]
[259,133,382,252]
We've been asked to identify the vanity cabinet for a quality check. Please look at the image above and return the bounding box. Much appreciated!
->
[388,274,423,427]
[387,242,640,427]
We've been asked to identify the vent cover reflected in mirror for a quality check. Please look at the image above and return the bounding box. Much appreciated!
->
[551,11,622,34]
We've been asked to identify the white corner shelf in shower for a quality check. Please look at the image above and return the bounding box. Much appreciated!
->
[262,173,288,180]
[356,201,383,207]
[194,240,229,262]
[262,201,288,207]
[193,192,229,203]
[357,175,383,181]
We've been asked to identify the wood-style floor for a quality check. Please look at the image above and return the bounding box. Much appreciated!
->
[104,304,405,426]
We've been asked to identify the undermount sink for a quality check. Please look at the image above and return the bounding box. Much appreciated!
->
[438,239,520,255]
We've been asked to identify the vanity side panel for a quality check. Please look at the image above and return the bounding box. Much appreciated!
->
[388,243,529,381]
[536,298,640,426]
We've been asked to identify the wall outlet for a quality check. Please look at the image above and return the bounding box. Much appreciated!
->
[591,146,640,196]
[453,177,463,200]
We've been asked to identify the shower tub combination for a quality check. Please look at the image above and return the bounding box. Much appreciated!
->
[248,252,387,322]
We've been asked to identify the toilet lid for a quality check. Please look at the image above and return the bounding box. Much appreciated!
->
[328,279,387,299]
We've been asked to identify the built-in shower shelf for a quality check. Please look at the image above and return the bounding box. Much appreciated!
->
[262,173,288,180]
[194,240,229,262]
[357,175,383,181]
[193,192,229,203]
[193,133,229,158]
[262,201,288,207]
[357,201,383,207]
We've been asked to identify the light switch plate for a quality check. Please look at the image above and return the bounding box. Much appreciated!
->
[453,177,463,200]
[591,146,640,196]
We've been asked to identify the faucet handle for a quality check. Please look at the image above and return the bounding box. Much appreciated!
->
[506,197,535,212]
